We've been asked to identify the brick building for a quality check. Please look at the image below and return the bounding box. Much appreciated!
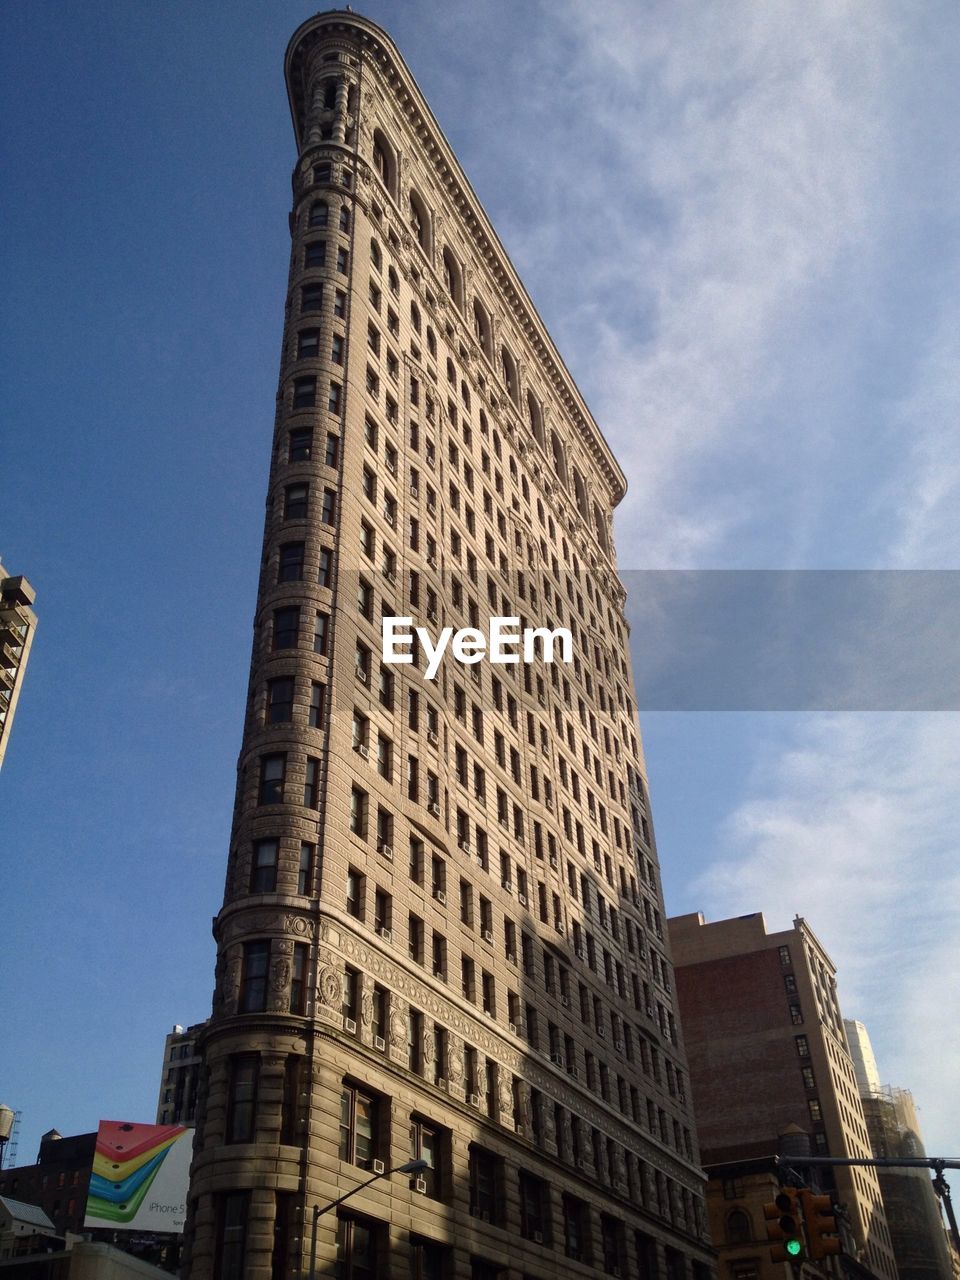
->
[668,913,896,1280]
[0,1131,94,1240]
[180,11,714,1280]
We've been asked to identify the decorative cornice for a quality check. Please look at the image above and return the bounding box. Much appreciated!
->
[284,11,628,512]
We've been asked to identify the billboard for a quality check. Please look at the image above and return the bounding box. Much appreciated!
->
[84,1121,193,1234]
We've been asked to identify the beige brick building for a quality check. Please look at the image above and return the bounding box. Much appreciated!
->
[181,13,713,1280]
[669,913,897,1280]
[0,563,37,770]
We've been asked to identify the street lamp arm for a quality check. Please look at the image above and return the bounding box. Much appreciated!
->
[308,1159,429,1280]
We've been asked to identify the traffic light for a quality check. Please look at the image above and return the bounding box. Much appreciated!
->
[801,1190,842,1259]
[764,1188,804,1262]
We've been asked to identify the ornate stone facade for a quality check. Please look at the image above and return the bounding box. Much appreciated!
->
[181,13,714,1280]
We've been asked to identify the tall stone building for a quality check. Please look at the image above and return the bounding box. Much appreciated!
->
[0,564,37,770]
[844,1021,954,1280]
[157,1023,205,1127]
[182,13,713,1280]
[668,912,897,1280]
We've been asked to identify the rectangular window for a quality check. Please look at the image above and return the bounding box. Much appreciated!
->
[226,1055,259,1142]
[239,941,270,1013]
[407,1007,423,1074]
[563,1195,586,1262]
[318,547,333,586]
[469,1145,499,1222]
[297,330,320,361]
[335,1214,379,1280]
[250,838,278,894]
[290,943,307,1014]
[301,283,323,312]
[350,787,367,838]
[339,1084,378,1169]
[519,1171,548,1241]
[259,754,286,805]
[267,676,294,724]
[284,482,309,518]
[298,842,315,896]
[309,682,325,728]
[214,1192,249,1280]
[278,542,305,583]
[321,488,337,524]
[293,376,316,409]
[314,611,329,655]
[304,757,320,807]
[305,240,326,268]
[409,1115,441,1197]
[288,425,313,462]
[346,868,364,918]
[410,1238,447,1280]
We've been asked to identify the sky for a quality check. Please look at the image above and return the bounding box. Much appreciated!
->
[2,0,959,1203]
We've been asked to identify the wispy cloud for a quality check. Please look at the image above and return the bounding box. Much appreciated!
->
[882,272,960,568]
[505,0,900,564]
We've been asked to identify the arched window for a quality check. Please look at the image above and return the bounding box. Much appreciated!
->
[409,189,430,253]
[372,129,397,199]
[573,468,589,520]
[460,381,471,411]
[473,299,492,358]
[321,78,338,111]
[593,502,610,553]
[527,392,546,448]
[501,347,519,404]
[309,201,329,228]
[370,239,382,271]
[442,247,463,311]
[388,266,399,297]
[550,430,568,484]
[726,1211,751,1245]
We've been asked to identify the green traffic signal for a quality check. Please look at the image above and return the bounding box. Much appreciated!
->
[786,1239,802,1257]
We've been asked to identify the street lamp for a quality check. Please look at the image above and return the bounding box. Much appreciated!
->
[308,1158,429,1280]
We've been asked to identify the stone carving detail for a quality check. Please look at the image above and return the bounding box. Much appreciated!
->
[223,950,242,1015]
[559,1108,572,1151]
[284,914,315,937]
[270,957,290,993]
[389,1008,406,1047]
[498,1076,513,1116]
[318,966,342,1008]
[304,916,684,1174]
[361,992,374,1027]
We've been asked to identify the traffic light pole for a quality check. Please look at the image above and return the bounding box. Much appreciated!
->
[775,1155,960,1256]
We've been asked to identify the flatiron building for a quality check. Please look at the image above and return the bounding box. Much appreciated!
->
[182,13,713,1280]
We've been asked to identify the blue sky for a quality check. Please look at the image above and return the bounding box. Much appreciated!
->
[2,0,959,1198]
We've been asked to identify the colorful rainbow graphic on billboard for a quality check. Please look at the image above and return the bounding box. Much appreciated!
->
[84,1121,193,1233]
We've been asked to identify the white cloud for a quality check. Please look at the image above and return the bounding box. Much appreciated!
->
[881,275,960,568]
[521,0,901,564]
